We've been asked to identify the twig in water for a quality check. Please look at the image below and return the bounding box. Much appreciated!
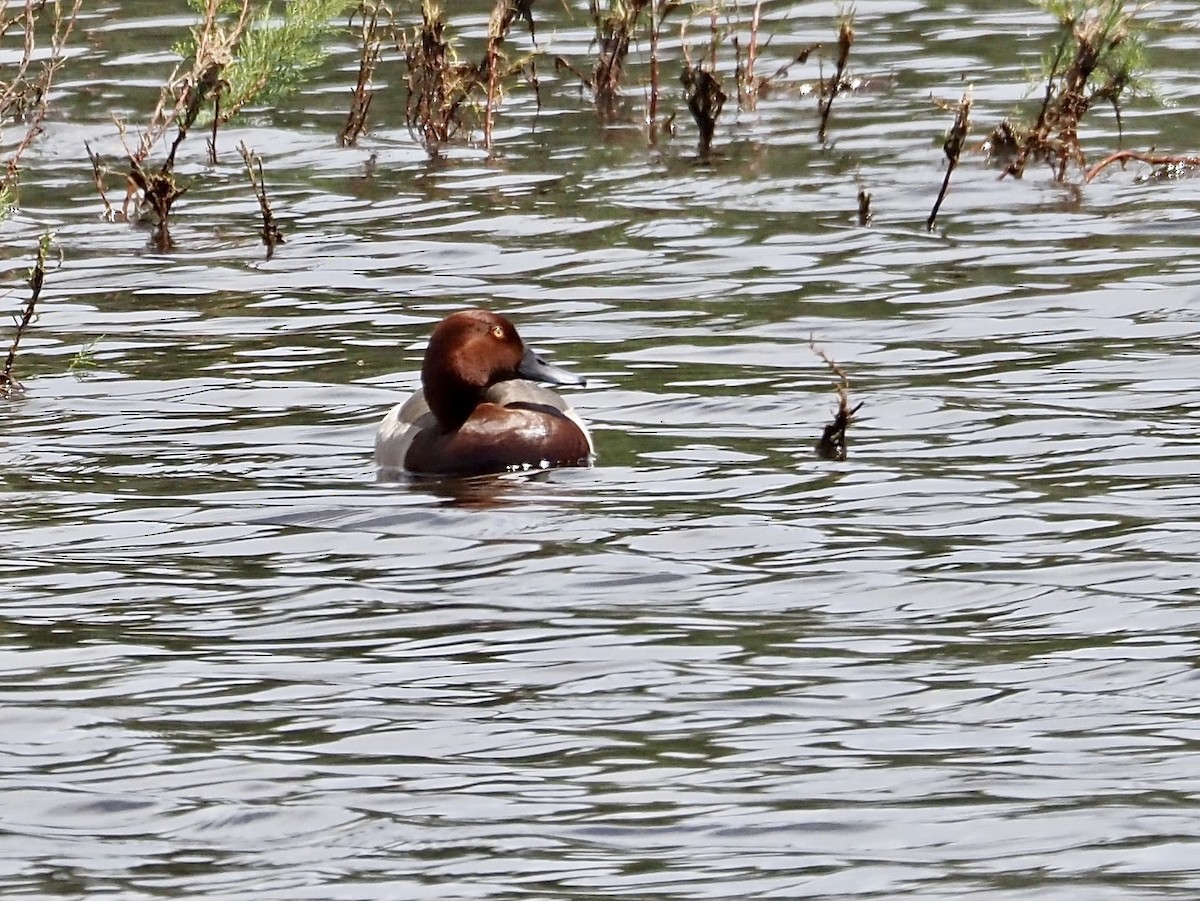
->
[927,88,972,232]
[591,0,650,112]
[238,142,284,257]
[340,1,392,147]
[647,0,680,131]
[681,62,726,160]
[811,337,862,462]
[857,187,872,226]
[679,9,725,160]
[1084,149,1200,183]
[85,141,117,222]
[2,234,54,398]
[481,0,534,150]
[1002,1,1149,182]
[817,11,853,144]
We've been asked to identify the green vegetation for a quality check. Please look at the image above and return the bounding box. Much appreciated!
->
[993,0,1153,180]
[69,336,105,376]
[179,0,354,130]
[117,0,351,248]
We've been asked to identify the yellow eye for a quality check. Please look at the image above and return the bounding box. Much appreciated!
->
[491,325,505,339]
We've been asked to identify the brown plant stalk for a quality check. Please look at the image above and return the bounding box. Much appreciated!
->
[928,88,972,231]
[238,141,284,258]
[1,234,53,398]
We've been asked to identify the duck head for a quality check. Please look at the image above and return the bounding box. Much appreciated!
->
[421,309,585,429]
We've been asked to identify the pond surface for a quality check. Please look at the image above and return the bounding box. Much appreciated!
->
[3,1,1200,898]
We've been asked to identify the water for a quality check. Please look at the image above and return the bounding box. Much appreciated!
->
[3,1,1200,897]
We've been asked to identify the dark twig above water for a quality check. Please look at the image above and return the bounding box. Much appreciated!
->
[591,0,650,111]
[340,2,392,147]
[928,88,972,232]
[857,188,873,226]
[817,12,854,144]
[238,142,284,258]
[2,234,54,399]
[811,338,861,462]
[85,141,116,222]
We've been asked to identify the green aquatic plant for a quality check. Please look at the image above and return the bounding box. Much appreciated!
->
[191,0,353,134]
[69,335,105,376]
[996,0,1153,181]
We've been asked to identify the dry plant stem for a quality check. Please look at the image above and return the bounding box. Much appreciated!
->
[734,0,764,109]
[817,15,853,144]
[648,0,660,128]
[1083,149,1200,183]
[127,157,186,250]
[811,338,861,462]
[591,0,650,111]
[482,0,529,149]
[747,1,762,100]
[404,2,471,144]
[927,89,972,232]
[1,0,83,194]
[133,0,252,167]
[1004,4,1142,182]
[403,0,531,149]
[679,10,726,159]
[238,141,284,257]
[646,0,680,130]
[209,92,221,164]
[340,2,389,147]
[1,234,51,398]
[85,142,116,221]
[857,188,872,226]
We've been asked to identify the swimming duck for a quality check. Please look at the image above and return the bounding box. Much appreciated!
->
[375,309,593,476]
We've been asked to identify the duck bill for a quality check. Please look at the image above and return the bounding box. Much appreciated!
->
[517,345,586,387]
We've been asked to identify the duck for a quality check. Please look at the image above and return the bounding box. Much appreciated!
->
[375,309,594,477]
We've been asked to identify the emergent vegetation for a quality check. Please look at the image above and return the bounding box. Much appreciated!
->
[109,0,350,248]
[0,1,82,217]
[1,234,53,398]
[990,0,1151,181]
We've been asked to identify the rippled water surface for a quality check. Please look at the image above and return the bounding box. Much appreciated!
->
[4,1,1200,898]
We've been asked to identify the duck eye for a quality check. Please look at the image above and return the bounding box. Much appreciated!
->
[491,325,505,340]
